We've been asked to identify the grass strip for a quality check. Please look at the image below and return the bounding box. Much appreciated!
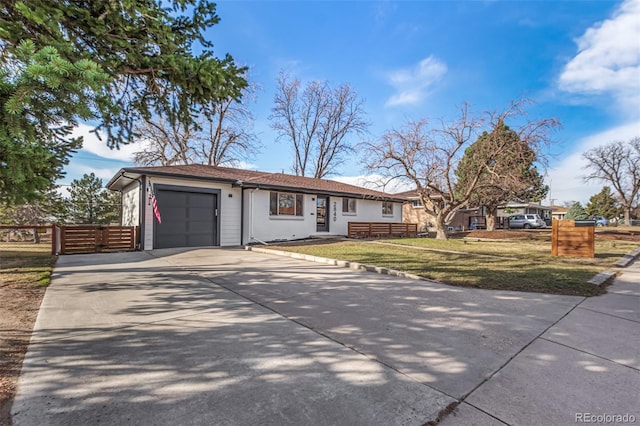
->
[0,249,56,287]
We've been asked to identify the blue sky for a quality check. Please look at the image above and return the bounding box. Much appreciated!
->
[65,0,640,205]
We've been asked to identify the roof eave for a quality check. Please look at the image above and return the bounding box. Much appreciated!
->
[106,169,142,191]
[108,167,404,201]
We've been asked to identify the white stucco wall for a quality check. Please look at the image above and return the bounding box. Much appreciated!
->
[133,176,403,248]
[121,182,140,227]
[141,177,242,249]
[242,189,402,244]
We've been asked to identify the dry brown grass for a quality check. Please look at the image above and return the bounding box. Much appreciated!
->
[0,248,55,425]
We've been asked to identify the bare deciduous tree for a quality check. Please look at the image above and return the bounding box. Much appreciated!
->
[270,72,368,178]
[583,137,640,226]
[362,100,558,239]
[133,118,195,166]
[362,104,480,240]
[133,91,259,167]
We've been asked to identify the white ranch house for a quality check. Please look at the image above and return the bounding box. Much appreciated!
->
[107,165,405,249]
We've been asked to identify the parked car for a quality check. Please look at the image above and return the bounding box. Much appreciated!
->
[593,216,609,226]
[507,214,547,229]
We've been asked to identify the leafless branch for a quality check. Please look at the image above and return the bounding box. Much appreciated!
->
[270,72,368,178]
[583,137,640,225]
[133,85,260,167]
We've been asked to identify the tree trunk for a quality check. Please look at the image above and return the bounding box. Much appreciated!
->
[624,206,632,227]
[435,227,448,240]
[434,213,449,240]
[486,214,496,231]
[485,207,498,231]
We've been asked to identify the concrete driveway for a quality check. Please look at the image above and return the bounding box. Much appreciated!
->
[11,248,629,425]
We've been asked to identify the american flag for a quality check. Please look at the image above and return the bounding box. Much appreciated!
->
[149,187,162,224]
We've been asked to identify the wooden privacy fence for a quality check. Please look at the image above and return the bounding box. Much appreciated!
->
[551,220,595,258]
[58,226,139,255]
[348,222,418,239]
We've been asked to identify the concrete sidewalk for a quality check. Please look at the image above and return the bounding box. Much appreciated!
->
[10,248,639,425]
[442,259,640,425]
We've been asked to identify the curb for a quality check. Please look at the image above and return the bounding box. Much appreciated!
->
[588,245,640,287]
[613,246,640,267]
[587,271,617,287]
[246,246,429,282]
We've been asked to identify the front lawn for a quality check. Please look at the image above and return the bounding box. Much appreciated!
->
[269,234,638,297]
[380,235,638,267]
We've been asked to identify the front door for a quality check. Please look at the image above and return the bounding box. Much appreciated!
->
[316,197,329,232]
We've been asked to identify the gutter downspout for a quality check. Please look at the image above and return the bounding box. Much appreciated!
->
[240,187,245,245]
[140,175,147,250]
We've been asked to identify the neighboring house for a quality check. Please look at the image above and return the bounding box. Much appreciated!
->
[107,165,404,249]
[497,202,553,222]
[396,190,483,231]
[550,205,569,221]
[398,191,553,231]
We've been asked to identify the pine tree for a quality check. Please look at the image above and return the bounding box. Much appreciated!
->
[67,173,120,224]
[1,1,247,204]
[455,121,548,231]
[585,186,622,219]
[0,41,108,204]
[565,202,589,220]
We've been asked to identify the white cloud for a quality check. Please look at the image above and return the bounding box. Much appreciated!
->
[558,0,640,112]
[72,123,145,162]
[546,121,640,205]
[385,56,447,107]
[331,174,413,194]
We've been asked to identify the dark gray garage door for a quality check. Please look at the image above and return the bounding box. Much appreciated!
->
[155,190,217,249]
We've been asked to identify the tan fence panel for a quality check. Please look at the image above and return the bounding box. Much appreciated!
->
[551,220,595,258]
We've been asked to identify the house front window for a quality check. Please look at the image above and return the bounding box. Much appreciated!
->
[382,201,393,216]
[342,198,357,215]
[270,192,303,216]
[411,199,422,208]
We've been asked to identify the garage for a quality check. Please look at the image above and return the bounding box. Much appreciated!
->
[154,187,219,249]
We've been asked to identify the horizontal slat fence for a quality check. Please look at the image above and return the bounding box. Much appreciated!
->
[60,227,98,254]
[348,222,418,239]
[59,226,138,255]
[551,220,595,258]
